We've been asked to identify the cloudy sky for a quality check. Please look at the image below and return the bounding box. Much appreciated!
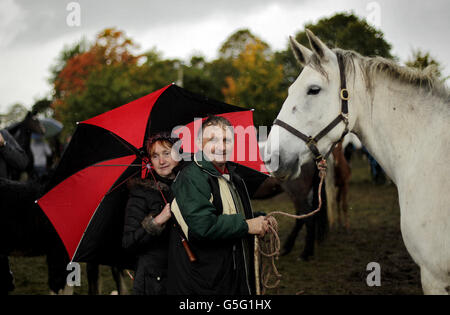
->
[0,0,449,113]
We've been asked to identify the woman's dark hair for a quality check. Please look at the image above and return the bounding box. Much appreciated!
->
[145,132,179,155]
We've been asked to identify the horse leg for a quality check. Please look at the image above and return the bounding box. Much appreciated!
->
[336,187,343,229]
[280,218,305,256]
[342,184,350,230]
[0,255,14,294]
[420,267,450,295]
[111,267,129,295]
[46,241,72,295]
[301,217,315,261]
[86,263,101,295]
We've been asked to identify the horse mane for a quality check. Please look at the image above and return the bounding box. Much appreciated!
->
[332,48,449,99]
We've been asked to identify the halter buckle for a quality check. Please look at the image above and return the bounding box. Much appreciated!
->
[314,154,323,162]
[307,137,317,146]
[340,88,349,101]
[340,112,349,124]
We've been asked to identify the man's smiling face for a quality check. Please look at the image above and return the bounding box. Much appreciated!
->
[200,124,234,168]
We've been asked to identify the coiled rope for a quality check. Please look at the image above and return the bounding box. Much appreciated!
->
[255,159,328,295]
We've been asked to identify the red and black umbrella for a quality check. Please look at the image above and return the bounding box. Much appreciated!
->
[37,84,267,266]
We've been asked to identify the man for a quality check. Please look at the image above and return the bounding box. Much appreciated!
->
[167,115,268,295]
[30,133,52,178]
[0,129,29,294]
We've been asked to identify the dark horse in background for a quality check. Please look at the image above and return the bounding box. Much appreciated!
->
[253,160,328,261]
[6,111,45,180]
[0,173,129,295]
[0,175,71,294]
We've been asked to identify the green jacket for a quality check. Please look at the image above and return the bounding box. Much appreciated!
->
[171,154,250,241]
[168,151,256,295]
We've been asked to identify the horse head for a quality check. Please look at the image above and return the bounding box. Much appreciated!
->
[24,111,46,135]
[265,30,356,180]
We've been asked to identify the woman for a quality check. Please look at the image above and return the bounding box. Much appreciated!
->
[122,132,180,295]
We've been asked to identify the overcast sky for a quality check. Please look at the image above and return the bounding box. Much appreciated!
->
[0,0,449,113]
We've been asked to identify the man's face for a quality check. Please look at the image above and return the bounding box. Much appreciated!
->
[200,124,234,166]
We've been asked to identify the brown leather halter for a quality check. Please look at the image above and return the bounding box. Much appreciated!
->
[273,52,350,163]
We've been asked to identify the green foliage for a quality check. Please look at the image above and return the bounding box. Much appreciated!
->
[221,37,285,126]
[219,28,269,59]
[275,12,394,89]
[406,49,446,81]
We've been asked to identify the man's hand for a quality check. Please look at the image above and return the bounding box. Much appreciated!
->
[0,132,5,147]
[153,203,172,226]
[246,216,269,237]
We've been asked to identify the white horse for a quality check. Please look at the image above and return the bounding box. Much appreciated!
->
[265,29,450,294]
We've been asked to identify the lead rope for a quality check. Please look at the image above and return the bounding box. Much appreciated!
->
[255,159,328,295]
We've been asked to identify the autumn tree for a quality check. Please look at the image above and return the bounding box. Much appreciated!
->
[218,29,285,126]
[50,28,159,136]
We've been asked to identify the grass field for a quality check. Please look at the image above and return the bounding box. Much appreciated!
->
[9,152,422,295]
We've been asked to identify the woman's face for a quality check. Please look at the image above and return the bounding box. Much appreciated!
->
[149,141,179,178]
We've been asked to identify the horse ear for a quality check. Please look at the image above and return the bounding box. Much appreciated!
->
[305,29,332,60]
[289,36,312,66]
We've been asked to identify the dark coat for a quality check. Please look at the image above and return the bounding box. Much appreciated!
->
[0,129,29,179]
[0,129,29,294]
[122,175,174,295]
[167,153,256,295]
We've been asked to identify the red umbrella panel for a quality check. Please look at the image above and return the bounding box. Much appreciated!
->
[37,84,268,265]
[37,155,136,261]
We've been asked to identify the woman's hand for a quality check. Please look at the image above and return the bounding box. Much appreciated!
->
[153,203,172,226]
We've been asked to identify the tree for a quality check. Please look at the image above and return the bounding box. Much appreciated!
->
[406,49,446,81]
[0,103,28,128]
[219,29,269,59]
[50,28,153,136]
[220,33,285,126]
[275,12,394,90]
[49,38,89,88]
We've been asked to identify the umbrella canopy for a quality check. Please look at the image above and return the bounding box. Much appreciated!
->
[39,118,63,138]
[37,84,267,266]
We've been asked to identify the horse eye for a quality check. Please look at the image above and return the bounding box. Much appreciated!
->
[307,86,321,95]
